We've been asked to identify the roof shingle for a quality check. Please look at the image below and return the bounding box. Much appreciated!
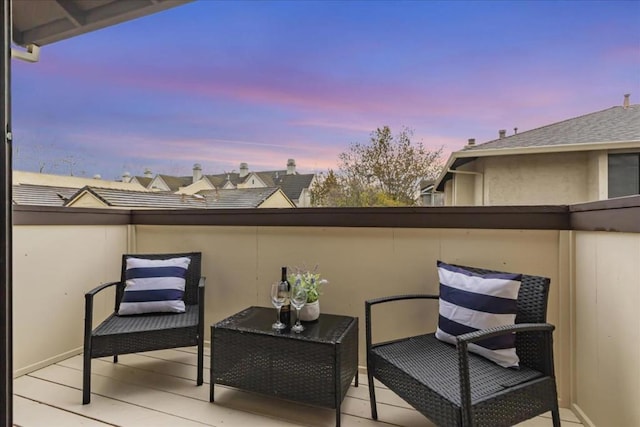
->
[464,105,640,151]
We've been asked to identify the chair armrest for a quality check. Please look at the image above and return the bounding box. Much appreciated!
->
[455,322,556,422]
[84,281,120,352]
[365,294,439,354]
[366,294,439,307]
[456,322,555,345]
[85,280,119,299]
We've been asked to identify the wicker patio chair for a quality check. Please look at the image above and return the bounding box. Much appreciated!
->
[82,252,205,404]
[365,264,560,427]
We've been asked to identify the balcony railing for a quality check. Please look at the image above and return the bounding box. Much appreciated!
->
[11,196,640,427]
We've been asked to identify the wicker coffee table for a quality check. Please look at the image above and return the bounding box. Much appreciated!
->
[210,306,358,427]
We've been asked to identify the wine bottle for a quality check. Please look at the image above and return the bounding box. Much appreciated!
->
[278,266,291,326]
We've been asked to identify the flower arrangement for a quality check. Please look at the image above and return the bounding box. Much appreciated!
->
[287,265,329,303]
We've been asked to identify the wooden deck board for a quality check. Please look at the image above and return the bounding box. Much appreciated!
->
[13,348,583,427]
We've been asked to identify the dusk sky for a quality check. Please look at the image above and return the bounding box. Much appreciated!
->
[11,0,640,180]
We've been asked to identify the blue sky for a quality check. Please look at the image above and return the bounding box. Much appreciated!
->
[11,0,640,180]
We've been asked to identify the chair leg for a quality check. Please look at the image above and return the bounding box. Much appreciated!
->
[82,352,91,404]
[367,368,378,420]
[113,355,118,363]
[551,406,561,427]
[197,337,204,386]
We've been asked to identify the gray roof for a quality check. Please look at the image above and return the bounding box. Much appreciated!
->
[464,105,640,151]
[272,174,315,201]
[133,176,153,188]
[12,184,80,206]
[197,188,291,208]
[155,175,193,191]
[204,170,289,188]
[202,170,314,201]
[65,186,288,209]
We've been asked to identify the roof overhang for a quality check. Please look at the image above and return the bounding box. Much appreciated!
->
[435,140,640,192]
[12,0,192,47]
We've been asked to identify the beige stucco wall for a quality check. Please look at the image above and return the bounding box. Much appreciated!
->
[573,231,640,427]
[586,151,607,201]
[12,225,130,376]
[447,151,602,205]
[484,152,591,205]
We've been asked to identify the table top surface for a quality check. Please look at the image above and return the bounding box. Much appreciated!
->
[213,306,357,344]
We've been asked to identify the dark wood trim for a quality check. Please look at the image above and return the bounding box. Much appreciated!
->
[11,199,640,233]
[13,205,569,230]
[13,205,131,225]
[131,206,570,229]
[569,196,640,232]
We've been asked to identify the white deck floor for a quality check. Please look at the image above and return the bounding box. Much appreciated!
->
[14,347,583,426]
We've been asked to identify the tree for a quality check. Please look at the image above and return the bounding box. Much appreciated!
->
[311,126,443,207]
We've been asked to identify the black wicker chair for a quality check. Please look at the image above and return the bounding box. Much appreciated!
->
[82,252,205,404]
[365,264,560,427]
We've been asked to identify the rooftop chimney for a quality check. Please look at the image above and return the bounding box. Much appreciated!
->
[239,162,249,178]
[624,93,630,109]
[193,163,202,183]
[514,127,518,134]
[144,168,153,178]
[467,138,475,146]
[499,129,506,139]
[93,174,102,180]
[287,158,296,175]
[121,171,130,182]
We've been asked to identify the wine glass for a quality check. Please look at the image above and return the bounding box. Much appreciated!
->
[290,284,307,333]
[270,282,286,330]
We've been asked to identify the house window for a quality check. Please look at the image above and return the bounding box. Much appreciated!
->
[608,153,640,198]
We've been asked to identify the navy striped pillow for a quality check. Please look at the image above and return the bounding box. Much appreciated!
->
[435,261,522,368]
[118,257,191,315]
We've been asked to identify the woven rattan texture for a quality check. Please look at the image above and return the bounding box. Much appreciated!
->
[91,305,199,358]
[92,324,198,358]
[472,378,558,426]
[212,310,358,409]
[372,334,543,405]
[366,264,559,427]
[94,305,199,335]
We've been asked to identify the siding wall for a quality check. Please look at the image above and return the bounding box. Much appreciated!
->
[12,225,129,375]
[573,231,640,427]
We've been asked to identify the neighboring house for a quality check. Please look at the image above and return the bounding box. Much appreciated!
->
[123,169,154,188]
[64,186,296,209]
[12,184,79,206]
[419,181,444,206]
[11,170,150,206]
[435,96,640,206]
[147,174,194,192]
[13,170,148,191]
[177,159,316,207]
